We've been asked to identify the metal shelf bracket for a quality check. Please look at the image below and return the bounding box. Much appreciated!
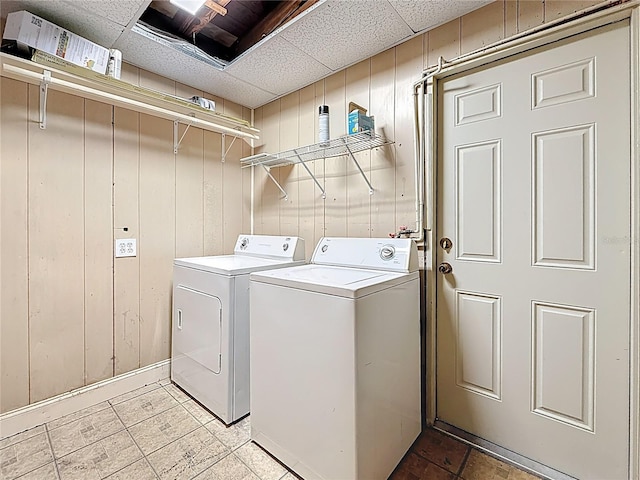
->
[39,70,51,129]
[222,134,238,163]
[173,120,193,154]
[261,165,288,200]
[293,151,326,199]
[343,139,374,195]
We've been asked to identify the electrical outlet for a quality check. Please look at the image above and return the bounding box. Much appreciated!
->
[115,238,136,258]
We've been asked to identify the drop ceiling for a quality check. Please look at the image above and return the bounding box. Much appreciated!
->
[0,0,492,109]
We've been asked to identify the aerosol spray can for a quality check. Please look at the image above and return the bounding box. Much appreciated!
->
[107,49,122,79]
[318,105,329,146]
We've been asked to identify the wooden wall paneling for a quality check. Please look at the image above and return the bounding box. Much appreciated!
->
[139,115,175,366]
[345,59,372,238]
[426,19,461,67]
[505,0,518,38]
[120,62,140,86]
[257,100,282,235]
[204,131,223,254]
[175,83,205,259]
[370,49,397,239]
[323,71,348,237]
[27,88,85,402]
[222,100,245,251]
[278,92,300,238]
[313,80,327,246]
[241,106,252,235]
[0,78,30,412]
[84,100,114,384]
[517,0,544,33]
[251,106,265,234]
[139,69,176,95]
[461,1,505,54]
[545,1,603,22]
[113,107,141,375]
[297,84,317,259]
[394,37,423,235]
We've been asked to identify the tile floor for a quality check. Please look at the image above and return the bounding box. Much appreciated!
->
[1,379,542,480]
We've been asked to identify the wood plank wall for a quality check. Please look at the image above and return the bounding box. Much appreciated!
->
[0,0,602,414]
[0,64,251,413]
[252,0,603,260]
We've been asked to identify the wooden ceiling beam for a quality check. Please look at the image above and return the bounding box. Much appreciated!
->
[179,0,230,37]
[236,0,319,55]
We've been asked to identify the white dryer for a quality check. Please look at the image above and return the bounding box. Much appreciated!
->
[171,235,305,425]
[249,237,421,480]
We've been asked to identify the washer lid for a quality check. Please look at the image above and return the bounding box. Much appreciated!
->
[250,264,418,298]
[174,255,304,275]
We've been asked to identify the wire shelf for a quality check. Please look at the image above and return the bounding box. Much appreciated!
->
[240,132,393,168]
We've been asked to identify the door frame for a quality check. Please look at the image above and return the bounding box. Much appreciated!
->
[423,3,640,478]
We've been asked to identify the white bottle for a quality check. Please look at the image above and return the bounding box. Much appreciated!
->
[319,105,329,146]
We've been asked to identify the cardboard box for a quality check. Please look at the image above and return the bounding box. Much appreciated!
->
[2,11,109,74]
[348,102,375,135]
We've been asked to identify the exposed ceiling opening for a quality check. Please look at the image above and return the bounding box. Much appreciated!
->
[139,0,318,65]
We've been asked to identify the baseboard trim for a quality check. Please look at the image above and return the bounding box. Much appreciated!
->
[0,360,170,439]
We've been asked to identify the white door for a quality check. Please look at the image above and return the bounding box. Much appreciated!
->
[436,21,631,480]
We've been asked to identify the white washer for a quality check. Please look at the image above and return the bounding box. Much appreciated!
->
[249,237,421,480]
[171,235,305,425]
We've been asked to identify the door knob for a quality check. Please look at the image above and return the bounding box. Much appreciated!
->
[438,262,453,274]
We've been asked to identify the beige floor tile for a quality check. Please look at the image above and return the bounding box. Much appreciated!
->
[108,383,162,406]
[411,428,469,474]
[0,426,46,450]
[163,383,192,403]
[146,426,230,480]
[46,402,111,431]
[56,430,142,480]
[390,452,455,480]
[194,453,260,480]
[12,461,59,480]
[205,416,250,451]
[234,442,287,480]
[280,474,299,480]
[129,404,200,455]
[0,432,53,480]
[182,400,217,425]
[158,378,172,386]
[49,407,125,458]
[460,450,542,480]
[112,388,178,427]
[103,458,158,480]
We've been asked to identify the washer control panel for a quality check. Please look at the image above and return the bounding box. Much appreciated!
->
[312,237,417,272]
[233,235,305,261]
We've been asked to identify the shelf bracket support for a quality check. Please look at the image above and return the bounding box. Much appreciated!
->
[39,70,51,129]
[174,120,192,154]
[293,151,326,199]
[261,165,288,201]
[344,141,374,195]
[222,134,238,163]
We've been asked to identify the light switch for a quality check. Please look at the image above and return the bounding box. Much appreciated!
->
[115,238,136,258]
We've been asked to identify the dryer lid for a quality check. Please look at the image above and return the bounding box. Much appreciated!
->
[174,254,305,275]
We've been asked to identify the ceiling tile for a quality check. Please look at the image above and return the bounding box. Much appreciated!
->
[1,0,125,47]
[387,0,494,33]
[279,0,414,71]
[64,0,151,27]
[114,30,275,108]
[225,36,332,96]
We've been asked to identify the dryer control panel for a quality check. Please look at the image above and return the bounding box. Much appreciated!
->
[233,235,305,261]
[311,237,418,272]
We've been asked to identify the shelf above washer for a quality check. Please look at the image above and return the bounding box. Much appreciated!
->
[241,132,393,199]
